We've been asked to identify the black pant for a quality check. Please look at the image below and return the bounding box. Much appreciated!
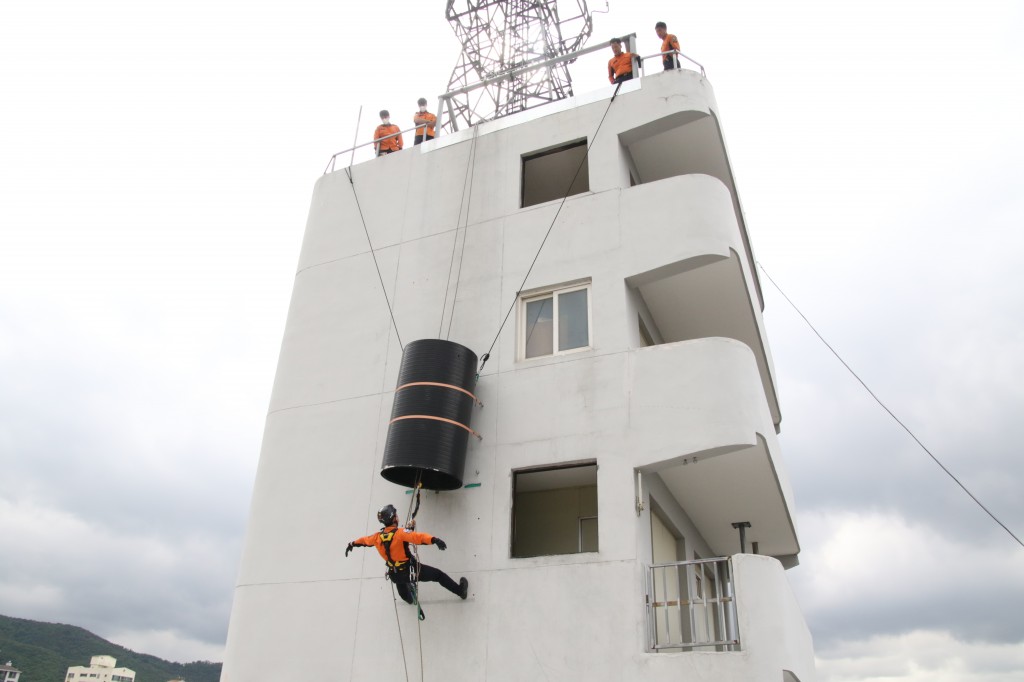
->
[414,134,435,145]
[394,563,461,604]
[612,72,633,84]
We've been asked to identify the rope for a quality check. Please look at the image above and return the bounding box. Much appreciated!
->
[757,261,1024,549]
[416,594,425,682]
[483,82,624,362]
[390,581,412,682]
[404,476,425,614]
[439,126,482,339]
[344,166,404,350]
[403,475,426,680]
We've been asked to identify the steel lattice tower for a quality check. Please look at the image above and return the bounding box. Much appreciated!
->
[444,0,594,131]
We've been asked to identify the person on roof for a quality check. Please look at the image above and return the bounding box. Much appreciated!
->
[607,38,638,84]
[412,98,437,145]
[373,110,403,156]
[655,22,681,70]
[346,503,469,607]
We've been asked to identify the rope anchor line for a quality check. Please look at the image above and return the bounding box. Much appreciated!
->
[757,261,1023,550]
[483,81,624,362]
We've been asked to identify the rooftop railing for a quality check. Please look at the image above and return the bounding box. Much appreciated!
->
[324,33,706,173]
[645,556,739,652]
[639,49,706,77]
[323,124,423,174]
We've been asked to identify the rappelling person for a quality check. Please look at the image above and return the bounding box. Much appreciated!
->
[345,504,469,612]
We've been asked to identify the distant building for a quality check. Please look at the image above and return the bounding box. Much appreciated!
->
[65,655,135,682]
[0,661,21,682]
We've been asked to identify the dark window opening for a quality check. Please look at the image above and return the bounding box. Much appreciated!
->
[511,462,598,557]
[521,139,589,208]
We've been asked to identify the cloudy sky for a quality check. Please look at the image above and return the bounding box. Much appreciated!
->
[2,0,1022,679]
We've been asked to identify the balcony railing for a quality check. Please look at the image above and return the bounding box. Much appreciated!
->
[645,557,740,652]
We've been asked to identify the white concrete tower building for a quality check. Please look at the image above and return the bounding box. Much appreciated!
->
[222,63,816,681]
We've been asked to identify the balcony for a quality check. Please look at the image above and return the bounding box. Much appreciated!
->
[646,556,739,652]
[643,554,816,682]
[629,338,798,558]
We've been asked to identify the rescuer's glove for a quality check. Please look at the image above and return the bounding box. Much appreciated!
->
[345,542,354,557]
[432,537,447,551]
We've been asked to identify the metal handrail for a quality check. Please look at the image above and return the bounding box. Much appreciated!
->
[436,32,638,132]
[322,33,708,173]
[638,49,706,77]
[645,556,739,652]
[324,124,424,174]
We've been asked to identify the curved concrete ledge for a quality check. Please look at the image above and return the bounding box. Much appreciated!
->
[628,337,772,465]
[621,173,741,281]
[733,554,816,682]
[627,338,796,555]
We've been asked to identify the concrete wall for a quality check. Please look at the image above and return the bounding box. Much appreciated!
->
[223,69,813,681]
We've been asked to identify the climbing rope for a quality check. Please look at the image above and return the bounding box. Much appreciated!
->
[439,126,482,339]
[390,581,412,682]
[404,474,426,681]
[390,473,425,681]
[758,261,1024,549]
[404,475,425,618]
[477,82,625,375]
[345,166,404,350]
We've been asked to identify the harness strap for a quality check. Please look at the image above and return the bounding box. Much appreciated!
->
[380,530,409,569]
[396,381,482,406]
[389,414,482,440]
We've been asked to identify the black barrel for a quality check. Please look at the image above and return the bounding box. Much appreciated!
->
[380,339,479,491]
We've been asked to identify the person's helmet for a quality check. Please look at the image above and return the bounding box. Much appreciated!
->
[377,504,398,527]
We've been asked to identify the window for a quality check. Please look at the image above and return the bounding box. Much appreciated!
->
[519,282,591,359]
[521,139,589,207]
[511,462,598,558]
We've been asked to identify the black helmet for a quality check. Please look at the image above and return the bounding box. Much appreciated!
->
[377,504,398,527]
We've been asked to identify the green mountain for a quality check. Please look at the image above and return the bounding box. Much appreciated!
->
[0,614,221,682]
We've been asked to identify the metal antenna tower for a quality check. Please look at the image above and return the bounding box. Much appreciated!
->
[444,0,594,131]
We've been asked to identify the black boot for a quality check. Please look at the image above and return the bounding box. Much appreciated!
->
[459,577,469,600]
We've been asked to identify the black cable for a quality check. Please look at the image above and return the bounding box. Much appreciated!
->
[757,261,1024,549]
[484,82,623,360]
[445,133,481,341]
[439,127,481,339]
[345,167,404,350]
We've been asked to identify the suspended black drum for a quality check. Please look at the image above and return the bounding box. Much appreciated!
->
[380,339,479,491]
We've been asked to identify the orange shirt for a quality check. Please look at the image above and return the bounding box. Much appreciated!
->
[607,52,634,82]
[413,111,436,138]
[374,123,403,152]
[661,33,681,56]
[353,526,435,567]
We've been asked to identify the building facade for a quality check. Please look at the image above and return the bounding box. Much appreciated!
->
[0,661,21,682]
[223,65,815,681]
[65,655,135,682]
